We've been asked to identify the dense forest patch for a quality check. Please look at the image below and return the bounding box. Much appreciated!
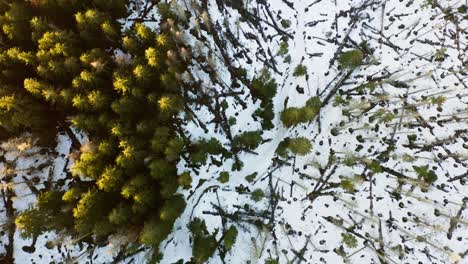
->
[0,0,466,263]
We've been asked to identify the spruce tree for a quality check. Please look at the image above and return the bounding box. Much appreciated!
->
[0,0,194,256]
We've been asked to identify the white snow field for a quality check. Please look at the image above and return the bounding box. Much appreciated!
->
[1,0,466,263]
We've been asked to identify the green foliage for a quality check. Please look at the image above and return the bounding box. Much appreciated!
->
[232,130,263,151]
[367,160,382,174]
[278,41,289,56]
[280,107,303,127]
[276,137,312,157]
[151,127,171,152]
[280,19,291,28]
[0,0,337,259]
[343,155,358,166]
[280,96,321,127]
[159,195,186,223]
[253,104,275,130]
[251,189,265,202]
[293,63,307,76]
[16,190,74,238]
[15,208,45,238]
[287,137,312,156]
[245,172,258,183]
[251,68,277,101]
[457,4,467,13]
[189,146,211,164]
[305,96,321,110]
[407,134,417,145]
[73,189,114,234]
[188,218,218,264]
[0,95,15,111]
[0,93,54,140]
[434,48,447,61]
[202,138,225,155]
[190,137,226,165]
[218,171,230,183]
[338,50,363,68]
[228,116,237,125]
[232,160,244,171]
[251,68,277,130]
[165,138,185,161]
[178,172,192,189]
[429,95,446,106]
[340,179,355,192]
[71,142,115,179]
[149,159,177,180]
[413,165,438,184]
[0,0,198,251]
[140,219,173,246]
[333,95,347,106]
[265,258,280,264]
[108,204,133,225]
[421,0,435,8]
[381,112,395,123]
[223,226,238,251]
[369,109,395,123]
[97,166,124,192]
[62,187,85,202]
[357,81,377,92]
[342,233,358,248]
[275,139,289,158]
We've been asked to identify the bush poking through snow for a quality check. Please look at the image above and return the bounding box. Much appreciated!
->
[188,218,218,264]
[276,137,312,157]
[251,189,265,202]
[222,225,238,251]
[217,171,230,183]
[280,19,291,28]
[280,96,321,127]
[278,41,289,56]
[293,63,307,76]
[251,69,277,101]
[341,233,358,248]
[413,165,438,184]
[232,131,263,151]
[338,49,363,68]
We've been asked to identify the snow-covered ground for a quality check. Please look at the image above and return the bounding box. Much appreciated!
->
[1,0,466,263]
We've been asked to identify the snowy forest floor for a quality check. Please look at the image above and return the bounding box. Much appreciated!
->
[1,0,467,263]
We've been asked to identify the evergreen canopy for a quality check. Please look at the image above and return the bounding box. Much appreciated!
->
[0,0,215,259]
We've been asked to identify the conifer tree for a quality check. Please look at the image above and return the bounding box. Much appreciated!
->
[232,130,263,151]
[280,96,321,127]
[188,218,218,264]
[0,0,193,256]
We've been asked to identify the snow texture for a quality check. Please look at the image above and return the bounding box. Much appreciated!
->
[1,0,466,263]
